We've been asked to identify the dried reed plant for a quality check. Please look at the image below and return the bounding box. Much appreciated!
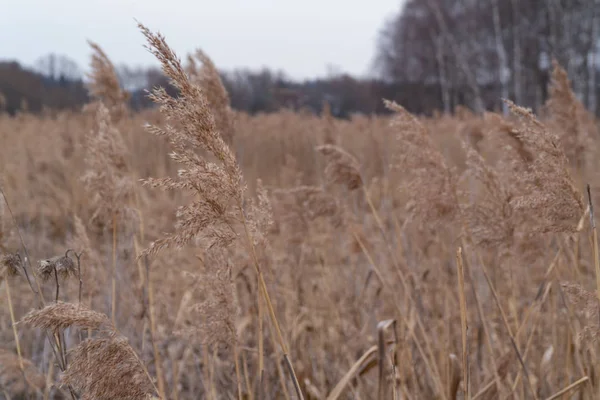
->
[544,61,597,170]
[138,22,304,399]
[384,99,459,224]
[19,301,111,333]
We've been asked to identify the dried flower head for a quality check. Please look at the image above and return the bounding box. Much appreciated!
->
[186,49,236,145]
[81,102,134,225]
[38,253,76,281]
[62,335,155,400]
[506,101,584,233]
[174,248,237,350]
[138,23,244,254]
[544,60,596,169]
[86,41,130,121]
[0,349,45,397]
[385,99,458,223]
[458,141,514,248]
[19,301,111,333]
[315,144,363,190]
[0,253,22,279]
[561,282,600,347]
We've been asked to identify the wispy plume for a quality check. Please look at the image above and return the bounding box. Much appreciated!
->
[187,49,236,145]
[86,41,130,121]
[385,99,458,223]
[506,101,584,233]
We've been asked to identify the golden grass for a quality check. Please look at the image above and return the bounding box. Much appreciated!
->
[1,25,600,399]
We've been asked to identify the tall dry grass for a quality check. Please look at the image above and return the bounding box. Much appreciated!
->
[1,24,600,400]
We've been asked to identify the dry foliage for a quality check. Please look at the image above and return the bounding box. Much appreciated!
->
[2,25,600,400]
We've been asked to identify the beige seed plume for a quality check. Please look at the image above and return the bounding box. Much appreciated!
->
[385,99,458,223]
[19,301,111,333]
[544,60,595,169]
[62,335,155,400]
[561,282,600,347]
[506,100,584,233]
[315,144,363,191]
[138,22,244,254]
[86,41,130,121]
[458,141,514,248]
[187,49,236,145]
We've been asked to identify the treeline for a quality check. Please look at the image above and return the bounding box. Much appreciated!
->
[375,0,600,115]
[2,0,600,117]
[0,59,446,118]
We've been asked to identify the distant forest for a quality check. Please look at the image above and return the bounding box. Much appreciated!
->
[2,0,600,117]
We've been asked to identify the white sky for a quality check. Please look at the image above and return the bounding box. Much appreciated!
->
[0,0,404,80]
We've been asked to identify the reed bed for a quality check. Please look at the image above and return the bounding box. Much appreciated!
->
[0,23,599,399]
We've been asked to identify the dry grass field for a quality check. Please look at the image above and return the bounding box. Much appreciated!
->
[2,23,600,400]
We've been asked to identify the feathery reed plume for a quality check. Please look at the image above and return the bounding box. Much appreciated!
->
[187,49,236,145]
[175,248,237,349]
[458,141,514,248]
[384,99,458,223]
[315,144,363,190]
[138,24,242,254]
[61,335,155,400]
[86,41,130,120]
[19,301,111,333]
[0,349,45,397]
[271,185,345,230]
[81,101,134,324]
[246,179,274,247]
[82,102,133,225]
[506,100,584,233]
[561,282,600,347]
[544,60,595,169]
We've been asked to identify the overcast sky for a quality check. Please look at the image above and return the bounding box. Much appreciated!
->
[1,0,403,80]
